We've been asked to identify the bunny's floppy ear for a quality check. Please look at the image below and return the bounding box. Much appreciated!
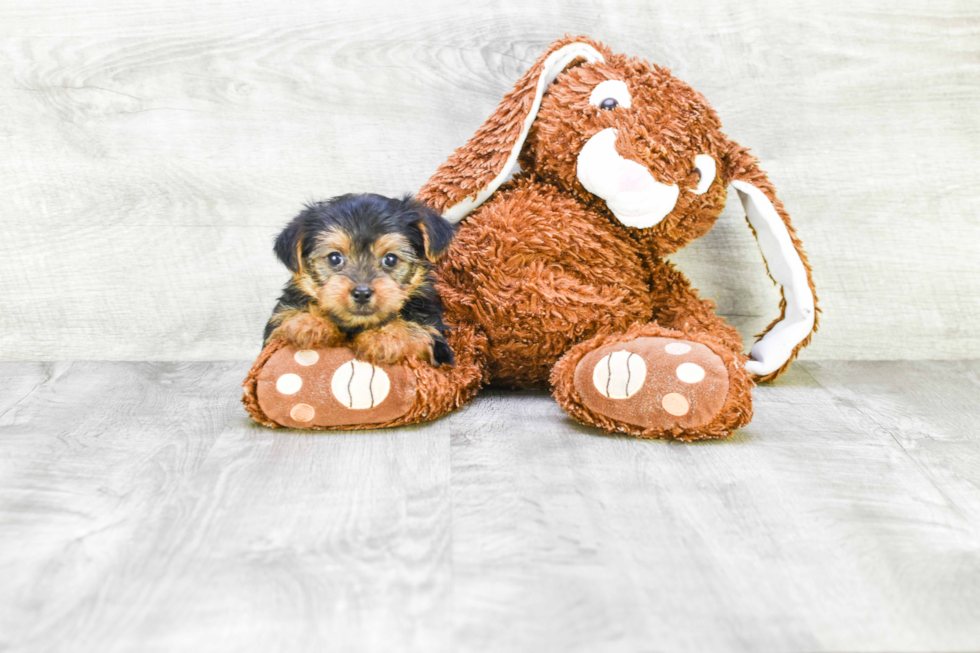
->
[724,143,819,381]
[417,36,609,222]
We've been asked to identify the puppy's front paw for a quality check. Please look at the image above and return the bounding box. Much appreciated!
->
[269,312,343,350]
[351,320,447,367]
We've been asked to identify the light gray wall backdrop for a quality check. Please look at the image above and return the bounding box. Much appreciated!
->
[1,0,978,361]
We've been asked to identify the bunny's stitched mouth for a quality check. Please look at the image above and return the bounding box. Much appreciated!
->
[576,128,679,229]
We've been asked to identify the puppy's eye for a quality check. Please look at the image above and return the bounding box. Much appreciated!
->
[382,253,399,269]
[326,252,344,268]
[599,97,619,110]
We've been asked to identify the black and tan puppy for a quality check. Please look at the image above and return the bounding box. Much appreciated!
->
[263,193,455,366]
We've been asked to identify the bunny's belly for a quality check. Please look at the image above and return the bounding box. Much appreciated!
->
[435,182,654,388]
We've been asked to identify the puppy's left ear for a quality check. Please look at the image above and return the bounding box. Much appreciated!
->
[406,196,455,261]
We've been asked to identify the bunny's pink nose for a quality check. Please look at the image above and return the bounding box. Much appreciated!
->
[617,165,655,193]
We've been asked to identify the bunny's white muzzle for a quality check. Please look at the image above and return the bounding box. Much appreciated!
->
[576,128,680,229]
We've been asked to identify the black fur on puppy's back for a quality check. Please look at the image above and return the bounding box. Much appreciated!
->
[397,278,454,366]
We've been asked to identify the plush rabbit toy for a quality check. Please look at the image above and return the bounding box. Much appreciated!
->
[243,35,818,440]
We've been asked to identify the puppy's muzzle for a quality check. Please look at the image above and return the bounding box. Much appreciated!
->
[351,285,373,305]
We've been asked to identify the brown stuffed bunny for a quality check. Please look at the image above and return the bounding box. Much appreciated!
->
[243,35,818,440]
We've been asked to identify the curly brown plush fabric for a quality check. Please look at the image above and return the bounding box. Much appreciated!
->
[244,34,818,440]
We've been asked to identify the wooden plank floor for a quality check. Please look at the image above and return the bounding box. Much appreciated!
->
[1,360,978,652]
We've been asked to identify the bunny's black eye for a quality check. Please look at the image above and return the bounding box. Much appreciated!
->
[382,253,399,269]
[599,97,619,110]
[327,252,344,268]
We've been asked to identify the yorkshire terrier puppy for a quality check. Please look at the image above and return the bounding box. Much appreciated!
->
[263,193,455,367]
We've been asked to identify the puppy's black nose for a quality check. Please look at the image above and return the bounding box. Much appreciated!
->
[351,285,373,304]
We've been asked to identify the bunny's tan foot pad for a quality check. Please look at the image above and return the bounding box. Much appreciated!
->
[573,337,730,433]
[249,344,416,429]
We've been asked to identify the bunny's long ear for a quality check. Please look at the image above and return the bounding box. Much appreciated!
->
[725,143,819,382]
[417,36,608,222]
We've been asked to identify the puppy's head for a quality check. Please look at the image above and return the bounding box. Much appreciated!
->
[274,193,453,328]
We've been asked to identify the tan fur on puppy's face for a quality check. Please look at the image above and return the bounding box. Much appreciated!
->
[295,227,428,328]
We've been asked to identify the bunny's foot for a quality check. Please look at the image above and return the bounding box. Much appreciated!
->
[243,324,488,430]
[244,342,416,428]
[551,324,754,440]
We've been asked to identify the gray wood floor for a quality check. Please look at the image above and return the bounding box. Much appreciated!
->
[1,361,979,652]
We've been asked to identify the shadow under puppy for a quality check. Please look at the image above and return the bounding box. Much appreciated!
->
[264,193,455,367]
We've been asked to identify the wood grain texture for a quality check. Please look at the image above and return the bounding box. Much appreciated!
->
[0,361,453,652]
[0,0,979,361]
[1,360,979,652]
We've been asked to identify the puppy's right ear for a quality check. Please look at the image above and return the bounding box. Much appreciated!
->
[273,214,305,273]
